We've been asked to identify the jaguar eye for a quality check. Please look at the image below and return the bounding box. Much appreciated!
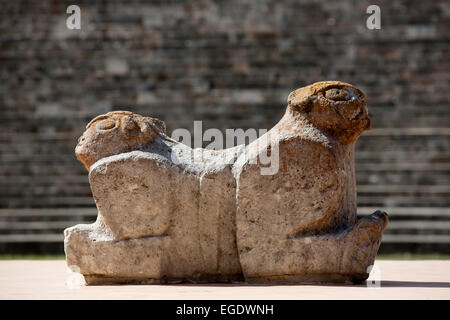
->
[324,88,350,101]
[97,119,116,130]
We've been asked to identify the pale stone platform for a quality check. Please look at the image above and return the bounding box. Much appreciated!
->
[0,260,449,299]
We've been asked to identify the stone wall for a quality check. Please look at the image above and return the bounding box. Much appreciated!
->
[0,0,449,253]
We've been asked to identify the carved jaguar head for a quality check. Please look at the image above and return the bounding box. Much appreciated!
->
[75,111,166,171]
[287,81,371,143]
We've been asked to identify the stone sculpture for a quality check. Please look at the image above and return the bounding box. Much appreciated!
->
[64,81,388,284]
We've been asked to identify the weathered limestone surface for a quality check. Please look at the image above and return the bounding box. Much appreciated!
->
[64,81,388,284]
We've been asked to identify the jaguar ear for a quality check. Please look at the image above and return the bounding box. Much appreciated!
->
[152,118,167,134]
[288,93,316,113]
[121,115,141,136]
[138,117,167,139]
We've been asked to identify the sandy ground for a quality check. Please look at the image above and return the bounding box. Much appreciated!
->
[0,260,449,299]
